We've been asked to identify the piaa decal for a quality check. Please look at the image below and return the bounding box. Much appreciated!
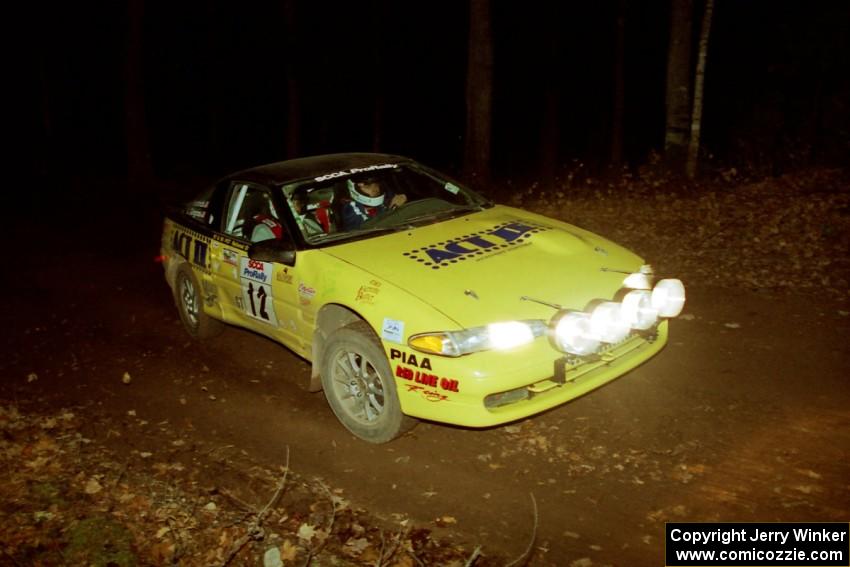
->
[389,348,431,370]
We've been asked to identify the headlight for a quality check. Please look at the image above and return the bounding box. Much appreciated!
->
[651,278,686,317]
[550,311,600,355]
[487,321,535,349]
[409,320,546,357]
[621,290,658,330]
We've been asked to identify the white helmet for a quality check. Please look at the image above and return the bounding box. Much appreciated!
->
[348,178,385,207]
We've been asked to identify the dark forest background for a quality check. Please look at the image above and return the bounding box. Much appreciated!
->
[20,0,850,190]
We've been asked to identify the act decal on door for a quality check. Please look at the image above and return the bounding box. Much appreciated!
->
[238,257,278,326]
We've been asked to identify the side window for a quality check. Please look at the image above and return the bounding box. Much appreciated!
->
[223,183,283,243]
[183,186,215,223]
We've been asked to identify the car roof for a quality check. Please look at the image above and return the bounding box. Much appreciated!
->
[226,153,411,186]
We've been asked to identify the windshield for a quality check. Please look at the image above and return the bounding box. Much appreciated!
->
[279,162,491,245]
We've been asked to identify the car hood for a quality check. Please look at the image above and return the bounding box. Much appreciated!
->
[322,206,644,327]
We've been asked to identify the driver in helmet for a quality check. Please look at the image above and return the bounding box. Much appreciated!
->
[342,175,407,230]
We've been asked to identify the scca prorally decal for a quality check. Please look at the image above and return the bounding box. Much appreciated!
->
[402,221,549,270]
[241,258,270,284]
[238,258,277,325]
[314,163,397,182]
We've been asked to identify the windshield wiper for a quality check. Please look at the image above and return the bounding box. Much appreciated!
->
[404,204,484,224]
[308,223,414,244]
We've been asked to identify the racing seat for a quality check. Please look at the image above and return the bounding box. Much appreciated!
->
[240,190,284,242]
[312,199,335,233]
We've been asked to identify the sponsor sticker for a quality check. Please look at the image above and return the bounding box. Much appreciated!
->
[314,163,397,182]
[381,318,405,343]
[404,384,448,402]
[238,258,277,325]
[402,220,549,270]
[395,365,459,393]
[355,280,382,304]
[222,249,239,267]
[240,257,271,284]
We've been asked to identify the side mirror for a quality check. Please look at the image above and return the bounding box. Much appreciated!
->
[248,239,296,266]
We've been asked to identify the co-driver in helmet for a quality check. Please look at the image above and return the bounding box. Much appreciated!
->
[341,175,407,230]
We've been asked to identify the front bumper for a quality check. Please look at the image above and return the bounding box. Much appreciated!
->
[391,320,668,427]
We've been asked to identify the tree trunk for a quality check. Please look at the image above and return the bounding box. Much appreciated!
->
[685,0,714,179]
[611,0,627,165]
[205,2,222,167]
[539,87,560,187]
[284,0,301,159]
[539,18,562,187]
[371,0,384,152]
[664,0,693,169]
[125,0,153,186]
[37,43,52,176]
[463,0,493,185]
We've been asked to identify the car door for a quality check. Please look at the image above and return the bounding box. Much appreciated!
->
[208,181,301,347]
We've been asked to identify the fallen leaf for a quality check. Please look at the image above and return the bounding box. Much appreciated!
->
[343,537,370,556]
[280,540,298,562]
[84,478,103,494]
[263,546,283,567]
[26,456,50,469]
[297,523,316,542]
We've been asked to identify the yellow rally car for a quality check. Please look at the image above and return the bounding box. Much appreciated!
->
[162,154,685,443]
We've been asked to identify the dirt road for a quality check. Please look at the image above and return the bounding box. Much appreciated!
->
[3,203,849,565]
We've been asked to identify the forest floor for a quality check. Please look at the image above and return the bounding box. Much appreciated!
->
[2,168,849,566]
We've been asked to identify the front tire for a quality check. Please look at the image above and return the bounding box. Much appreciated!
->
[321,321,415,443]
[174,263,223,339]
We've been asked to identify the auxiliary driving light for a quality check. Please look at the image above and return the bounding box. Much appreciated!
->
[621,290,659,330]
[551,311,600,356]
[651,278,686,317]
[589,302,630,343]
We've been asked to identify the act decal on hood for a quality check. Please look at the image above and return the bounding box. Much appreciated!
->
[402,221,551,270]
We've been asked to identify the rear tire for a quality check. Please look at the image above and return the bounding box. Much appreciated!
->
[321,321,415,443]
[174,263,223,339]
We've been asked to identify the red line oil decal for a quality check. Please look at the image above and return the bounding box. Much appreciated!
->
[402,221,550,270]
[395,365,460,393]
